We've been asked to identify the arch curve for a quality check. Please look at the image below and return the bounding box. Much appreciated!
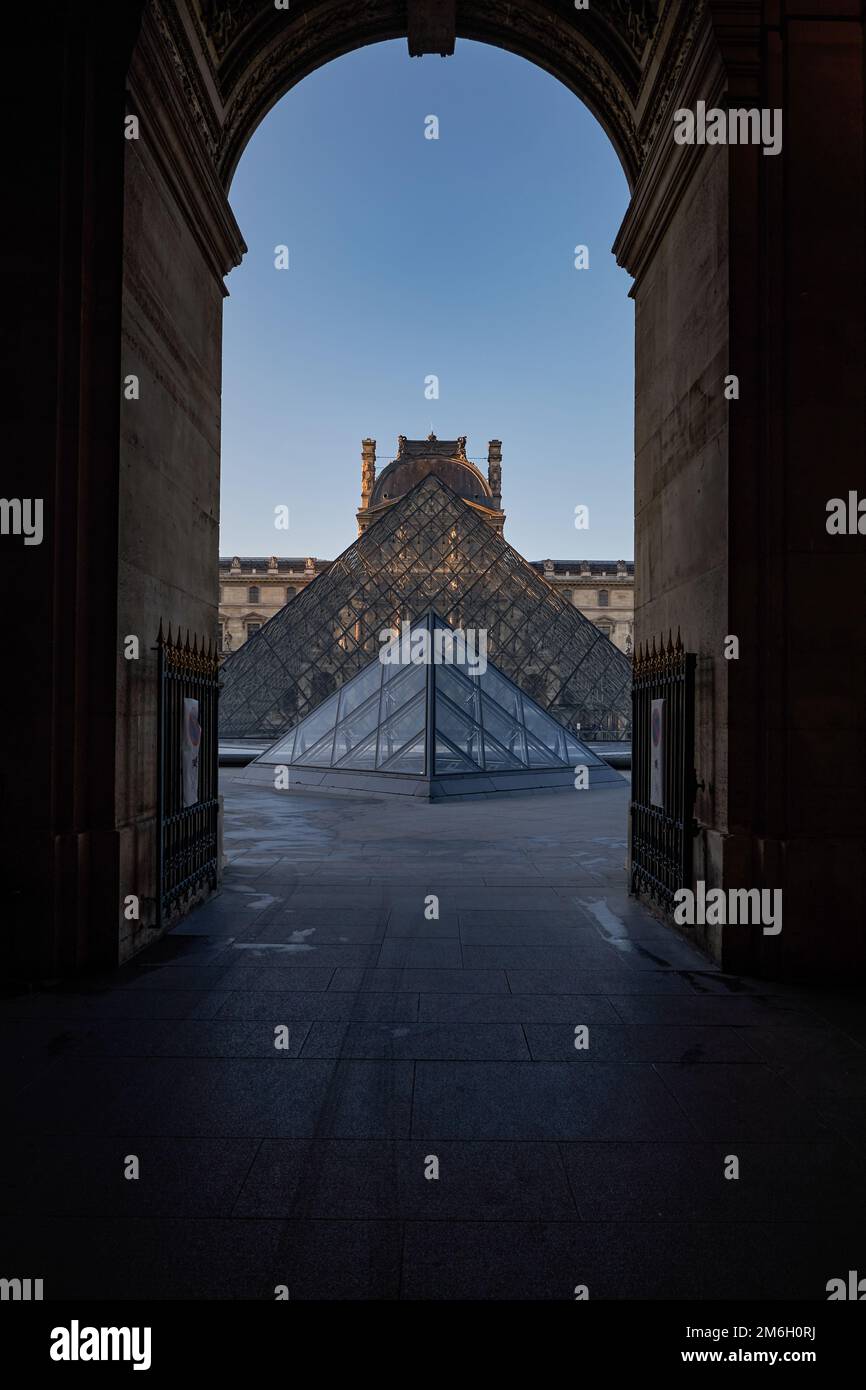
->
[204,1,653,190]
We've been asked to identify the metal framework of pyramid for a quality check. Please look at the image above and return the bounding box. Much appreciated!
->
[239,613,623,800]
[219,473,631,742]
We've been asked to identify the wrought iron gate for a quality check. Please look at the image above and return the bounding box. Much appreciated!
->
[156,623,220,928]
[630,631,697,912]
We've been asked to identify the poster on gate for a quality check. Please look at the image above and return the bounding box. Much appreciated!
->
[182,697,202,808]
[650,697,665,810]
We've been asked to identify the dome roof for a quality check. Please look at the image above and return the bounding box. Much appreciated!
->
[370,435,494,511]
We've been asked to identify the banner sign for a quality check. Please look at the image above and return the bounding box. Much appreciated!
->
[650,697,665,810]
[182,697,202,808]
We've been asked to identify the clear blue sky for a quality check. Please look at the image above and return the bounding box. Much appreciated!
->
[220,38,634,563]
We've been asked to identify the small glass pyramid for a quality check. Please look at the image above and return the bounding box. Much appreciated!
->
[244,612,622,799]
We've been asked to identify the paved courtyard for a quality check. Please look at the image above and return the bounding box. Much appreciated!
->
[2,776,865,1300]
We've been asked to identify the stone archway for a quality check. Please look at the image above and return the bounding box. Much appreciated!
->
[4,1,863,982]
[211,1,650,188]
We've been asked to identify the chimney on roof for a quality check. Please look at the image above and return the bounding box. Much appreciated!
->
[361,438,376,507]
[487,439,502,510]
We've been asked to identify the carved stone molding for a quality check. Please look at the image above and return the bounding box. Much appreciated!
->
[599,0,661,58]
[151,0,707,257]
[216,0,648,187]
[198,0,259,62]
[637,0,708,159]
[217,1,404,183]
[149,0,221,158]
[613,3,723,285]
[129,3,246,282]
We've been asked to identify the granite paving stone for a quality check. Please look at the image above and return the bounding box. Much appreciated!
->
[3,774,862,1300]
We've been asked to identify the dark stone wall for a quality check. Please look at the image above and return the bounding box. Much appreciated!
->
[0,4,145,977]
[724,6,866,977]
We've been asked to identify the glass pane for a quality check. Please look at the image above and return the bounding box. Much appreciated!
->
[381,661,426,717]
[524,732,564,767]
[336,660,382,721]
[483,735,523,770]
[265,726,296,763]
[434,737,477,774]
[436,663,480,720]
[376,693,425,767]
[379,735,425,774]
[334,729,379,769]
[435,697,483,766]
[473,664,521,718]
[480,694,527,764]
[292,692,340,759]
[522,700,565,757]
[332,691,382,764]
[564,731,592,763]
[295,725,338,767]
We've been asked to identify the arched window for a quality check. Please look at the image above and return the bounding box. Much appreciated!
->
[597,589,609,606]
[248,585,260,603]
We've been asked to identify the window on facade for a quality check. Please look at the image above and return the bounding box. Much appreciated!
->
[597,622,612,639]
[246,621,262,637]
[597,590,609,606]
[248,585,260,603]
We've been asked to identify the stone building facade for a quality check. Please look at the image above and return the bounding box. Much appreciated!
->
[530,559,635,654]
[219,435,634,659]
[218,555,329,659]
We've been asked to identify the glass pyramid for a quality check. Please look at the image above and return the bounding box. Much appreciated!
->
[219,473,631,742]
[244,613,622,799]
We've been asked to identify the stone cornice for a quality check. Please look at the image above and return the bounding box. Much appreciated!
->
[128,2,246,286]
[613,4,726,285]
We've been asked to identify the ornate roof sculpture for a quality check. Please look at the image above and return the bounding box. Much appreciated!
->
[219,472,632,742]
[240,610,622,799]
[357,434,504,535]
